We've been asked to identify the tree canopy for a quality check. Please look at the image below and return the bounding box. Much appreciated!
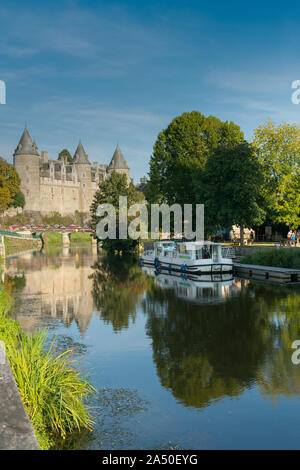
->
[0,157,21,211]
[146,111,244,206]
[90,171,143,253]
[253,119,300,229]
[203,142,265,243]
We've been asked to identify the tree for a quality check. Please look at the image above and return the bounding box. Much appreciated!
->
[90,172,143,253]
[11,191,25,208]
[203,142,265,245]
[58,149,73,163]
[253,120,300,229]
[0,157,21,211]
[146,111,244,206]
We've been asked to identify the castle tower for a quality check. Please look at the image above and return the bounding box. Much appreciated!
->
[107,145,130,183]
[13,128,40,213]
[73,141,92,212]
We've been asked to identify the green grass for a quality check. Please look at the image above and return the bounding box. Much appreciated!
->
[4,236,41,256]
[44,232,63,246]
[241,247,300,269]
[0,285,96,449]
[70,232,92,244]
[45,232,92,246]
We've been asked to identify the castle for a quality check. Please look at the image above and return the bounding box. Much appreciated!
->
[13,128,130,215]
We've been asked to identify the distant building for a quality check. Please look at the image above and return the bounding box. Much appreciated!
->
[13,127,130,215]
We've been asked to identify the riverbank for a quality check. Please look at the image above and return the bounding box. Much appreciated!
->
[4,236,42,256]
[0,261,96,449]
[240,247,300,269]
[44,232,93,246]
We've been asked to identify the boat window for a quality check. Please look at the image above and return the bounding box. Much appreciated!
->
[179,245,186,254]
[212,245,219,261]
[196,246,212,259]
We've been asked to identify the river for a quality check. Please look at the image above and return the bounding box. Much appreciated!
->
[4,246,300,449]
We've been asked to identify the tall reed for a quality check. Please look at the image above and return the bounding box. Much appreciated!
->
[0,286,96,449]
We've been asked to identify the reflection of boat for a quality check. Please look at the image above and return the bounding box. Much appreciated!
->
[141,266,234,304]
[140,241,233,274]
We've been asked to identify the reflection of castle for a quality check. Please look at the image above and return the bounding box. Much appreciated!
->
[13,127,130,215]
[6,248,97,336]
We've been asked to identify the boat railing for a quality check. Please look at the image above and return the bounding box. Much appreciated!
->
[221,247,236,259]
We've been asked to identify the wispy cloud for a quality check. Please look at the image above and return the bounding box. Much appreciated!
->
[207,68,292,94]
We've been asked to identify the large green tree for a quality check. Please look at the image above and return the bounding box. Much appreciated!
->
[203,142,265,244]
[0,157,21,211]
[146,111,244,206]
[90,172,143,253]
[253,119,300,229]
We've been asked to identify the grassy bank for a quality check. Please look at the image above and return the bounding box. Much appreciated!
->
[70,232,92,245]
[44,232,92,246]
[43,232,62,246]
[241,248,300,269]
[4,236,41,256]
[0,283,95,449]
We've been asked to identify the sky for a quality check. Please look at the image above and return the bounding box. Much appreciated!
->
[1,0,300,182]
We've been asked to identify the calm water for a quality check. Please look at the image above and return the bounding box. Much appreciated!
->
[5,246,300,449]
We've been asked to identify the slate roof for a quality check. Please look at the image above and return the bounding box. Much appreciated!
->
[108,145,129,170]
[73,141,90,164]
[14,128,39,156]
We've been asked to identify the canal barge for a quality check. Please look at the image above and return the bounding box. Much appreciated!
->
[140,241,233,274]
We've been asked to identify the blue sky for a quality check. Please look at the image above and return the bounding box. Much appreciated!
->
[1,0,300,182]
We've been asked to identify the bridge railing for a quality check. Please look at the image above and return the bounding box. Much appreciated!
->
[0,230,43,240]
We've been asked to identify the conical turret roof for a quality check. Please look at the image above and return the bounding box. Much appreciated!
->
[108,145,129,169]
[14,128,39,156]
[73,141,90,164]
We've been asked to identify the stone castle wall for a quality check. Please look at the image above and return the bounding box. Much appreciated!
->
[13,130,130,216]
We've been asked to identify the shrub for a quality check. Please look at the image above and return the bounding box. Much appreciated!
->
[241,248,300,269]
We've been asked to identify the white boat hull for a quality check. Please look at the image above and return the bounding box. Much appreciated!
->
[140,256,233,274]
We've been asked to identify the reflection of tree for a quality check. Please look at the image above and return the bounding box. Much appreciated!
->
[3,274,26,293]
[257,290,300,402]
[142,281,290,409]
[91,254,152,332]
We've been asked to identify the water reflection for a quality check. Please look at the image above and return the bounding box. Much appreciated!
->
[142,266,236,305]
[5,247,97,335]
[6,247,300,433]
[90,254,152,332]
[142,274,300,409]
